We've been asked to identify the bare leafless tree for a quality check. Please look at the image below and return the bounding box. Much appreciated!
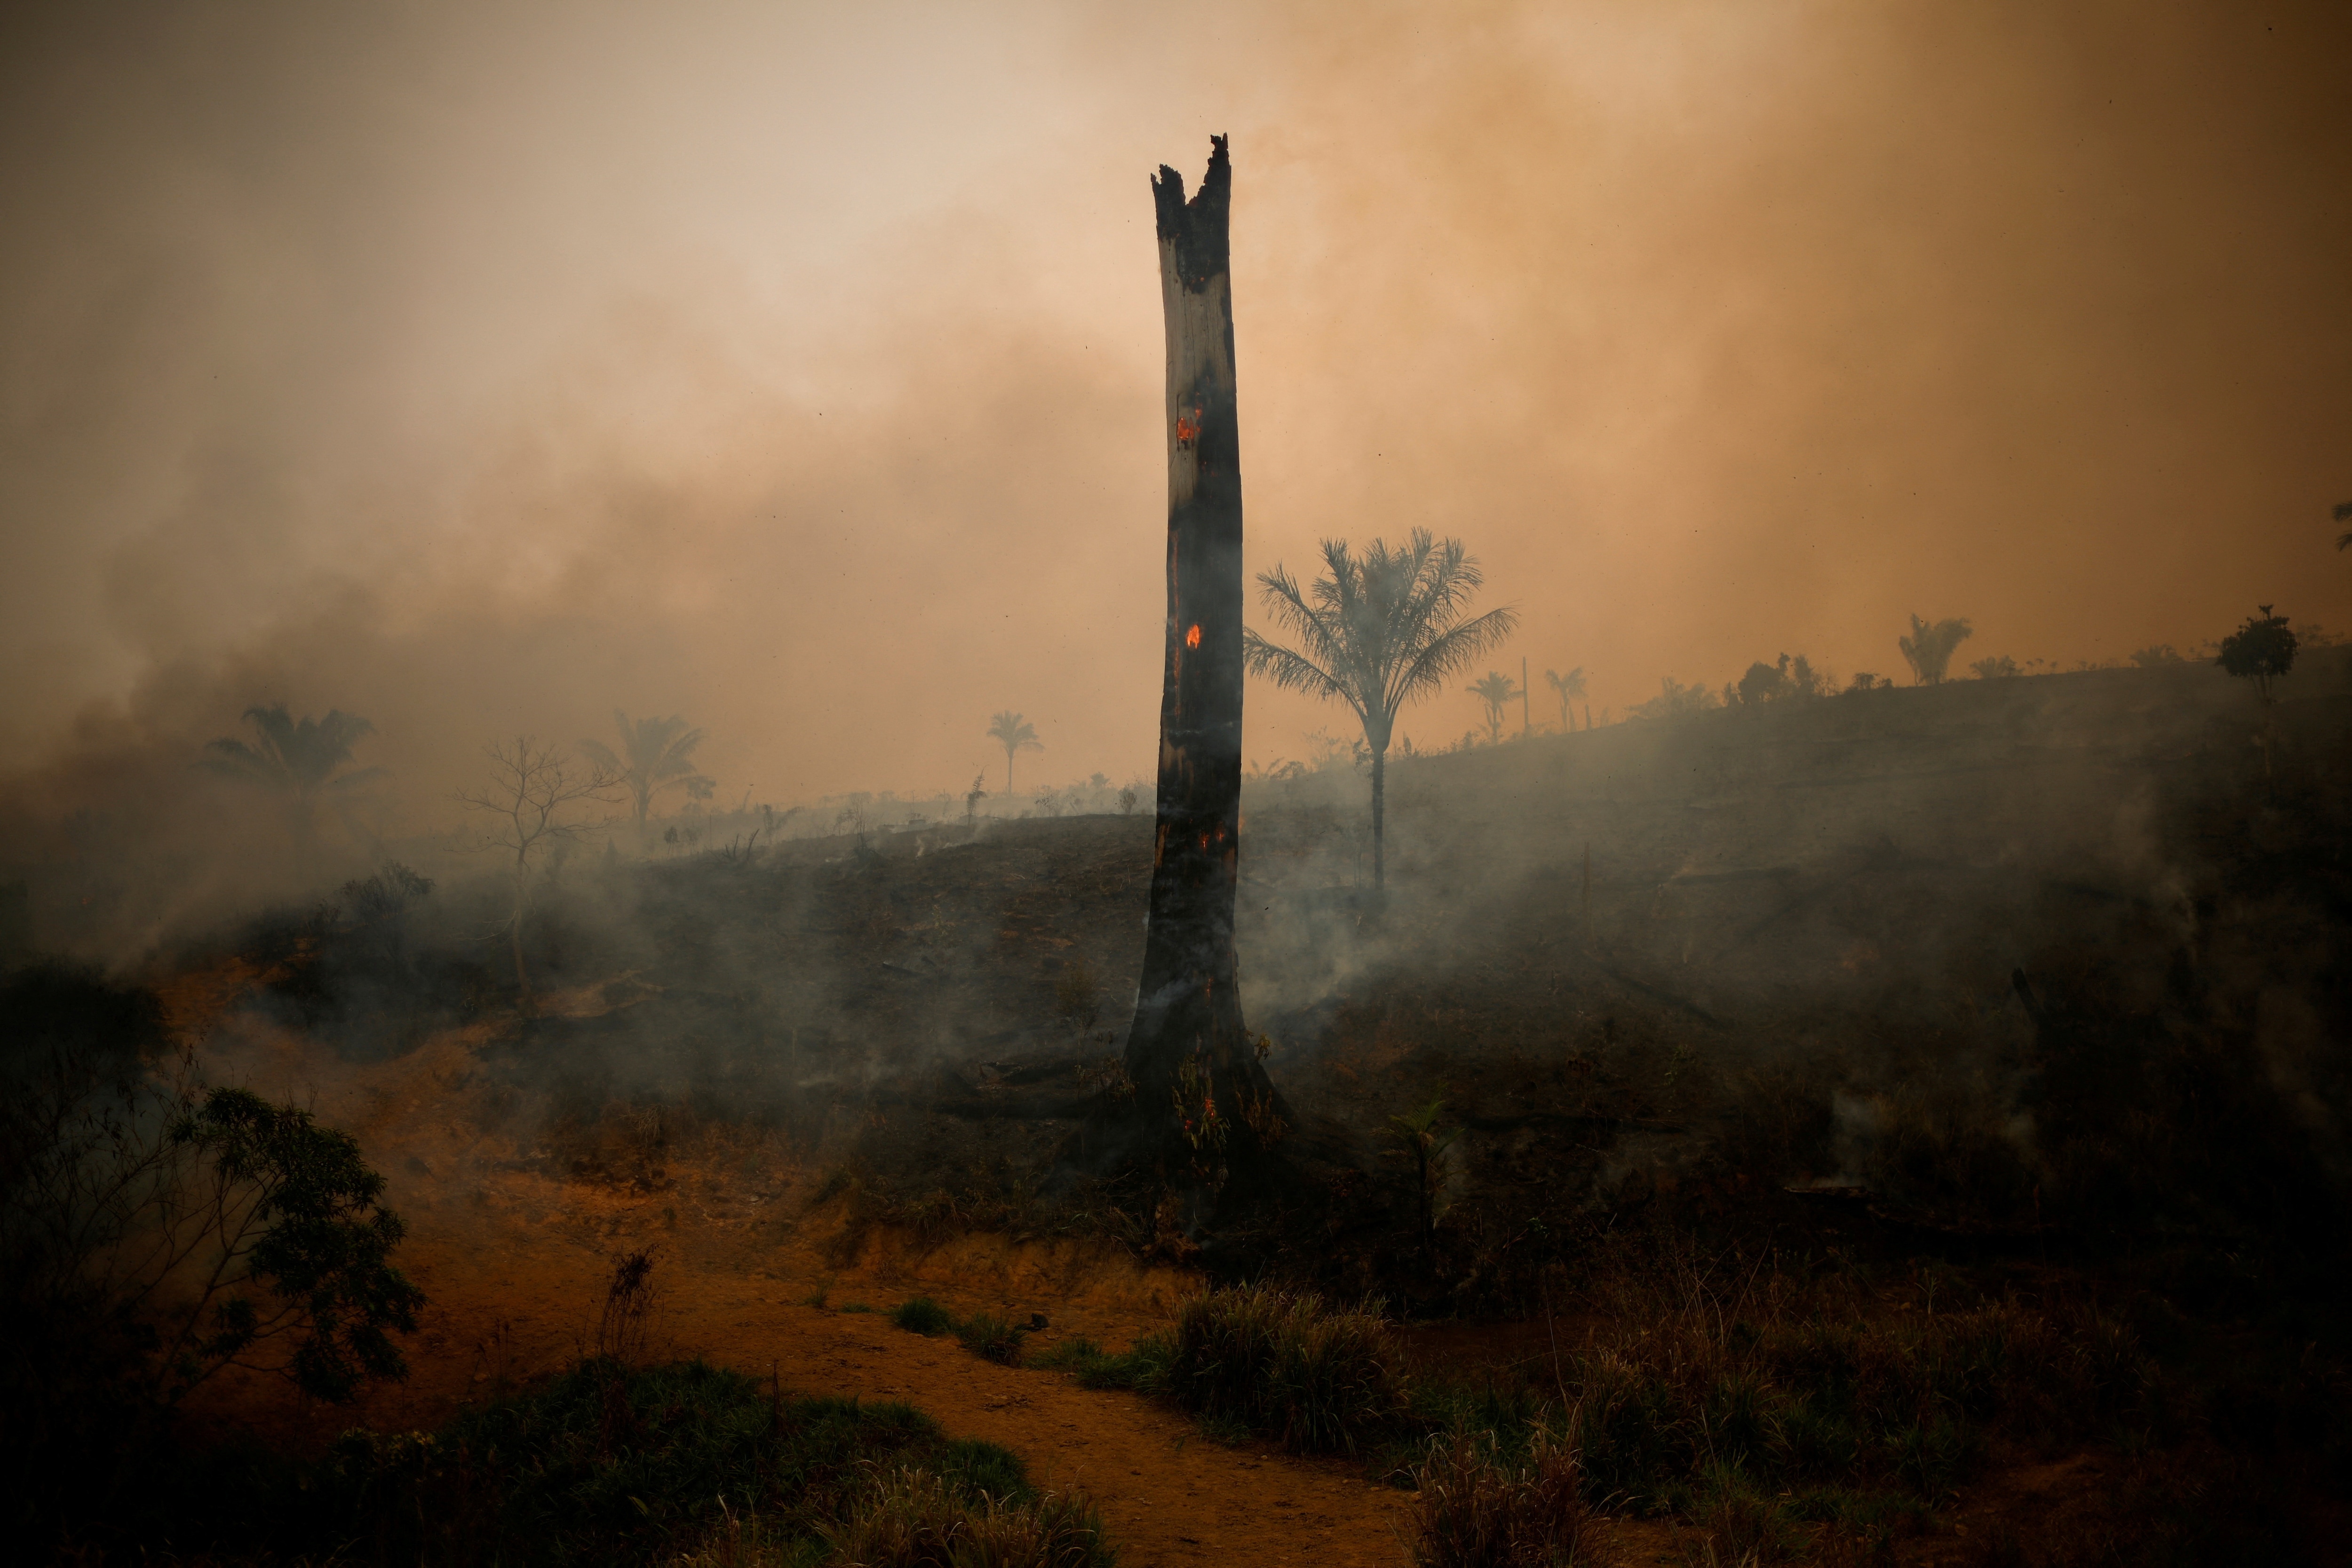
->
[455,737,617,999]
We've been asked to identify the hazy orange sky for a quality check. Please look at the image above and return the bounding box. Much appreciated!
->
[4,0,2348,825]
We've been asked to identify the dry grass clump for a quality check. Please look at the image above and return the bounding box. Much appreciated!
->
[1561,1263,2147,1511]
[956,1313,1030,1366]
[817,1466,1111,1568]
[1159,1283,1408,1454]
[890,1296,955,1337]
[1406,1423,1618,1568]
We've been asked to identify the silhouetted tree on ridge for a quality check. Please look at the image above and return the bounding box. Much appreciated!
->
[1469,670,1520,745]
[1899,614,1974,685]
[986,712,1042,792]
[579,712,711,844]
[1544,666,1587,731]
[1242,529,1518,890]
[201,705,386,869]
[456,737,617,1001]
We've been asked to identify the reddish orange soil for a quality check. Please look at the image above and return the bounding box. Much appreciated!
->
[160,985,2118,1568]
[174,1008,1464,1567]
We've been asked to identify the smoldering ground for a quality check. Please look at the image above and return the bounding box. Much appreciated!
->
[111,637,2349,1313]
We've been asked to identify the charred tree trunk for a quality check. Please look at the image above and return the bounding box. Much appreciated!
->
[1081,138,1290,1219]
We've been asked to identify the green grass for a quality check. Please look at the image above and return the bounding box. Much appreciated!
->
[1036,1287,1405,1456]
[957,1312,1030,1366]
[890,1296,955,1336]
[151,1358,1064,1567]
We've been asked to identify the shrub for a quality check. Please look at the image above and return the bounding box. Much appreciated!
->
[1406,1423,1615,1568]
[305,1361,1039,1567]
[1031,1335,1105,1372]
[818,1465,1111,1568]
[2,967,423,1547]
[1159,1285,1407,1454]
[891,1296,956,1337]
[958,1313,1029,1366]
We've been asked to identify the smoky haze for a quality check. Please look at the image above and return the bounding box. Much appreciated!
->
[3,0,2348,894]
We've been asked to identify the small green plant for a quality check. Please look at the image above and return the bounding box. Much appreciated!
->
[957,1313,1029,1366]
[1032,1335,1107,1373]
[838,1301,876,1314]
[890,1296,955,1337]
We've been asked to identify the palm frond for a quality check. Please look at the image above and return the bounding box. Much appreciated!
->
[1242,630,1358,713]
[1391,605,1518,708]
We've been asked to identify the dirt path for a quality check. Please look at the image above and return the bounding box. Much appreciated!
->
[180,1019,1428,1567]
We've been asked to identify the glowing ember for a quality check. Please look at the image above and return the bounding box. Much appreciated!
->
[1186,623,1201,648]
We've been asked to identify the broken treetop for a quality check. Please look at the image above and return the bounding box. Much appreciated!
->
[1152,134,1231,293]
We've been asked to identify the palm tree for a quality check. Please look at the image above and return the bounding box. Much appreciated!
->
[1243,529,1518,889]
[987,711,1042,792]
[579,712,711,838]
[202,705,386,866]
[1545,667,1587,731]
[1469,671,1520,745]
[2333,500,2351,551]
[1898,615,1975,685]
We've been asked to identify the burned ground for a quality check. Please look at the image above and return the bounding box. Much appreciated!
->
[20,652,2348,1562]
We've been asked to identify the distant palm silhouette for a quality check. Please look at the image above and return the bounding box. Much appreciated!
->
[1544,666,1588,731]
[2334,500,2351,551]
[579,712,711,836]
[203,705,385,865]
[1898,615,1975,685]
[987,712,1042,792]
[1243,529,1517,889]
[1469,671,1520,745]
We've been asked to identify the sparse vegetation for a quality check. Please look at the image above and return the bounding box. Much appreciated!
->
[1629,675,1721,720]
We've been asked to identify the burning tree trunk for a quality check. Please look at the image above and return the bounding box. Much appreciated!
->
[1089,138,1289,1217]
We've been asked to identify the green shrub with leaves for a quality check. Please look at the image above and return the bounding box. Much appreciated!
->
[165,1085,426,1402]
